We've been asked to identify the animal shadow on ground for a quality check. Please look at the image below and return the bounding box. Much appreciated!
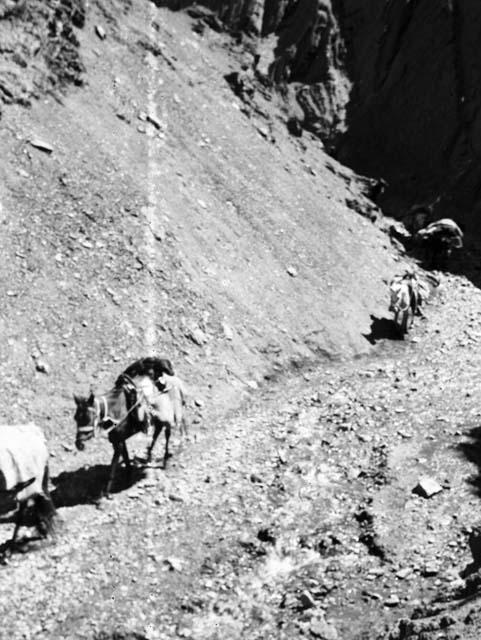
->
[458,426,481,497]
[363,315,403,344]
[0,501,55,559]
[51,463,147,507]
[94,632,149,640]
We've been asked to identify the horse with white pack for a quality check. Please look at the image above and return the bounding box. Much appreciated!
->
[0,423,56,555]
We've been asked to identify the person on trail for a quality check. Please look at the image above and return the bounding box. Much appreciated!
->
[415,218,464,269]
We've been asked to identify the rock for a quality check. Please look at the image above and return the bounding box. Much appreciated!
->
[146,113,163,129]
[256,124,270,138]
[149,218,166,242]
[422,563,439,576]
[397,429,413,439]
[95,25,106,40]
[298,590,316,609]
[222,322,234,340]
[384,594,400,606]
[164,557,182,572]
[396,567,412,580]
[413,477,443,498]
[186,327,209,346]
[257,527,276,545]
[29,139,53,154]
[168,493,185,503]
[35,359,50,374]
[286,266,298,277]
[310,616,339,639]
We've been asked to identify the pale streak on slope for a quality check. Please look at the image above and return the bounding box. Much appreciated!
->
[143,12,162,354]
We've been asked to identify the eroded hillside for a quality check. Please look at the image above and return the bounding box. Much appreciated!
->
[0,0,396,432]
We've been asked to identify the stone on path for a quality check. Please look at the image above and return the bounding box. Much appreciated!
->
[413,477,443,498]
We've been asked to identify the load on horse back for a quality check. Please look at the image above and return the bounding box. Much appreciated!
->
[133,373,188,469]
[115,357,174,389]
[389,271,420,337]
[415,218,463,269]
[74,375,150,496]
[0,423,56,555]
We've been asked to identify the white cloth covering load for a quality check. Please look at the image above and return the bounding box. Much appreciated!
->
[0,423,49,502]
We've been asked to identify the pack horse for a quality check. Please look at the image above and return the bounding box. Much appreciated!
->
[73,372,188,494]
[0,423,56,554]
[74,377,149,496]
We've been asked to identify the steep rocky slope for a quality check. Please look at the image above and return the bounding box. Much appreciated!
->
[0,0,396,435]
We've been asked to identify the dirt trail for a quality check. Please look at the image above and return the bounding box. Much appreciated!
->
[1,269,481,639]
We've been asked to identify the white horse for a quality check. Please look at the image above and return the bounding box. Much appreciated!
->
[133,375,188,468]
[0,423,56,554]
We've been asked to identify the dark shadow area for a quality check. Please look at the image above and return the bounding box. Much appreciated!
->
[0,496,16,520]
[363,315,402,344]
[94,632,149,640]
[0,503,58,562]
[440,242,481,292]
[458,426,481,497]
[51,463,146,507]
[0,534,51,563]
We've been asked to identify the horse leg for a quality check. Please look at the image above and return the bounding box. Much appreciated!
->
[121,441,131,471]
[181,415,189,439]
[9,501,26,552]
[146,418,163,463]
[34,494,56,538]
[163,422,171,469]
[106,446,121,496]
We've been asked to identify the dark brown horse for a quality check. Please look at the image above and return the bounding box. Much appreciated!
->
[73,378,149,496]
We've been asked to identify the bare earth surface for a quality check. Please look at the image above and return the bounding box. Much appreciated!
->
[1,271,481,640]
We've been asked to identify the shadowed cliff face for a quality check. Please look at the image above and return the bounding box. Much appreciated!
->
[155,0,481,226]
[335,0,481,223]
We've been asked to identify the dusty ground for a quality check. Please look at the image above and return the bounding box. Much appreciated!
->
[2,267,481,640]
[1,2,481,640]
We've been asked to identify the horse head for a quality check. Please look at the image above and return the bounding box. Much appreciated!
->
[73,392,97,450]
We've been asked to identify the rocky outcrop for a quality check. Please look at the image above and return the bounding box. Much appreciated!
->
[0,0,86,112]
[156,0,481,224]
